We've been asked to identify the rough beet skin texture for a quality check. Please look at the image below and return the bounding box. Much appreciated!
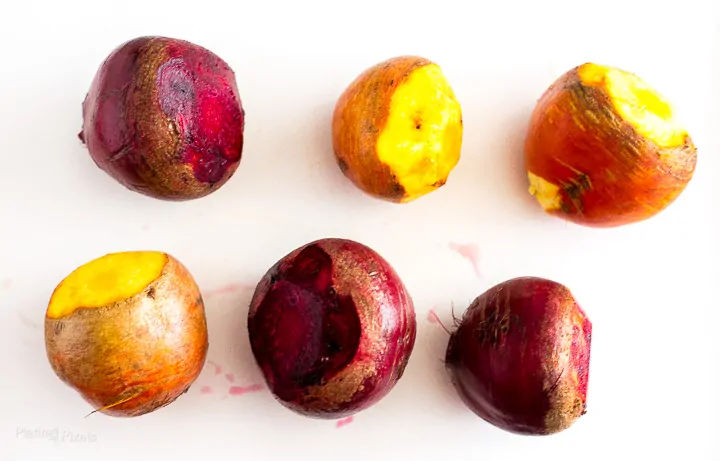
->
[524,63,696,227]
[445,277,592,435]
[44,252,208,417]
[247,238,416,419]
[80,36,245,201]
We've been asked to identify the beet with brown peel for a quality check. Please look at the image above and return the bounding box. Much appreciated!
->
[247,238,416,419]
[445,276,592,435]
[80,36,245,201]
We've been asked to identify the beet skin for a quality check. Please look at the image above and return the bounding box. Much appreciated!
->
[445,277,592,435]
[247,238,416,419]
[80,36,245,201]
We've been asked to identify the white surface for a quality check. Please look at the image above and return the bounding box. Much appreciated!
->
[1,1,718,460]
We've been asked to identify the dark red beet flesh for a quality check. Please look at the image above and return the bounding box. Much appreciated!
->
[445,276,592,435]
[248,238,416,419]
[80,36,245,201]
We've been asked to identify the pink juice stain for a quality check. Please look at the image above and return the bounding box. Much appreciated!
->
[205,282,252,298]
[336,416,353,428]
[200,386,213,394]
[449,242,481,278]
[427,307,440,324]
[207,360,223,375]
[1,278,12,289]
[225,373,235,383]
[426,306,451,334]
[229,384,263,396]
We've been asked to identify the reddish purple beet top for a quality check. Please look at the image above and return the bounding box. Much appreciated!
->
[445,276,592,435]
[80,36,245,200]
[248,238,416,419]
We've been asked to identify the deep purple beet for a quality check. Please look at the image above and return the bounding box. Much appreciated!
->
[80,36,245,201]
[247,238,416,419]
[445,277,592,435]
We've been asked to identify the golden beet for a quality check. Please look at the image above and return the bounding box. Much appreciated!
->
[525,63,697,227]
[332,56,463,203]
[44,251,208,417]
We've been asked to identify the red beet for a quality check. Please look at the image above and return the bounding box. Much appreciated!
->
[247,238,416,419]
[80,36,245,201]
[445,277,592,435]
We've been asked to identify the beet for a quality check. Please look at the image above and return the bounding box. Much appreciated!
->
[44,252,208,417]
[247,238,416,419]
[445,276,592,435]
[80,36,245,201]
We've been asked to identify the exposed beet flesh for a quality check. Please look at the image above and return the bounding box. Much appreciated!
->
[80,36,245,201]
[445,277,592,435]
[250,245,362,393]
[248,238,416,419]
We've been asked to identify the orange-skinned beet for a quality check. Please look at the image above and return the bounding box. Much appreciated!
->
[332,57,432,202]
[331,56,463,203]
[524,64,696,227]
[44,254,208,417]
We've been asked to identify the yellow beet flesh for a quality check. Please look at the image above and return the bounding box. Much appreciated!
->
[527,172,562,212]
[577,63,687,148]
[377,64,463,202]
[47,251,167,319]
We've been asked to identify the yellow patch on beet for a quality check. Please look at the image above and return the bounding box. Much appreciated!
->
[577,63,687,148]
[376,64,463,202]
[528,172,563,211]
[47,251,167,319]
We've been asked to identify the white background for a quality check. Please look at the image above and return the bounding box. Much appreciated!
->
[1,0,718,460]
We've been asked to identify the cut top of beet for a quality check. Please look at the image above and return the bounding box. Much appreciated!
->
[249,245,362,401]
